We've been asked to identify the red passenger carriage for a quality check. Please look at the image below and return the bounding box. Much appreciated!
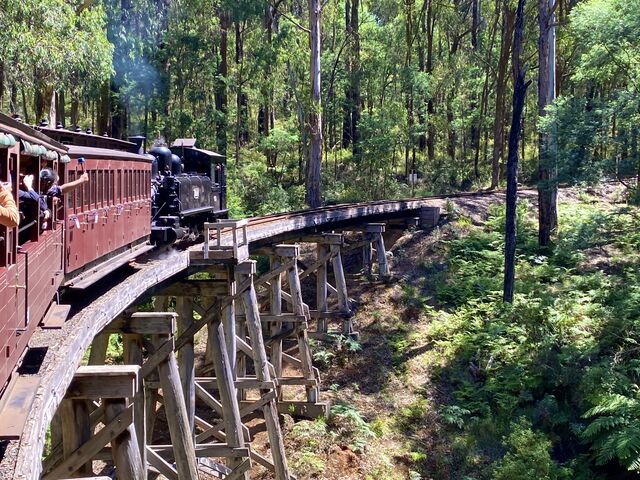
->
[0,114,152,390]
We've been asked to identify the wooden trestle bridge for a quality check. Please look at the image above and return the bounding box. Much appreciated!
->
[3,197,445,480]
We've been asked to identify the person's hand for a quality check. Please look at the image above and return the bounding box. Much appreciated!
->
[23,174,34,191]
[53,196,60,206]
[80,173,89,183]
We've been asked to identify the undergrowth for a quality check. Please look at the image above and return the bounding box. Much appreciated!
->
[418,198,640,479]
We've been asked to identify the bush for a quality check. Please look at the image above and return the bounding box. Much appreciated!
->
[493,419,570,480]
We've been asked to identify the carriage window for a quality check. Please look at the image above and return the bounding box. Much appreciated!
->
[82,175,88,210]
[128,170,133,201]
[136,171,140,199]
[97,171,103,207]
[90,171,96,207]
[68,171,75,210]
[116,170,122,203]
[109,171,114,205]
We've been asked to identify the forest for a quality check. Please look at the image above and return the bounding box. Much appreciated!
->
[1,0,640,478]
[0,0,638,214]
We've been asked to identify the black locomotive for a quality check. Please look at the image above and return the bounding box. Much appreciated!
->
[149,138,227,243]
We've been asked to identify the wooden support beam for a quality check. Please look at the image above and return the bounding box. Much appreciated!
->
[298,233,343,245]
[270,255,283,399]
[157,279,228,297]
[66,366,138,399]
[43,405,134,480]
[87,332,109,365]
[104,399,145,480]
[365,223,386,233]
[315,244,329,334]
[374,233,390,277]
[176,297,196,435]
[330,244,353,335]
[146,446,178,480]
[222,266,237,376]
[105,312,176,335]
[152,334,199,479]
[123,334,146,479]
[60,399,92,477]
[238,261,291,480]
[253,244,300,257]
[150,444,251,459]
[287,257,319,404]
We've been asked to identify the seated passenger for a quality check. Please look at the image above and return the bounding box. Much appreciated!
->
[0,181,19,228]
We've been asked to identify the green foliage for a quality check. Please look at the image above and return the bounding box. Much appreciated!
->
[424,198,640,478]
[493,419,571,480]
[329,404,377,453]
[582,394,640,471]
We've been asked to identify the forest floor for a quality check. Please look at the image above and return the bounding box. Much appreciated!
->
[243,184,631,480]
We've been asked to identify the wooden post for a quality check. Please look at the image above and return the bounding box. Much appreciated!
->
[88,332,109,365]
[366,224,389,277]
[238,261,291,480]
[104,399,145,480]
[375,234,389,277]
[287,258,319,404]
[330,243,352,334]
[176,297,195,435]
[123,334,146,479]
[60,399,92,477]
[316,244,329,333]
[208,317,250,479]
[362,240,373,275]
[153,333,199,479]
[223,265,237,377]
[234,270,247,401]
[270,255,283,398]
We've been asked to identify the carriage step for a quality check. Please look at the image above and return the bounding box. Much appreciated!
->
[0,373,41,439]
[40,303,71,329]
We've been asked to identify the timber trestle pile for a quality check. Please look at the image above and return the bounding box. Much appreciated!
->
[2,199,447,479]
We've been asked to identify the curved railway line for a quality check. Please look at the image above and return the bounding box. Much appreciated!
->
[1,189,509,480]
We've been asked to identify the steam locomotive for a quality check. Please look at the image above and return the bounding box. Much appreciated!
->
[0,113,227,390]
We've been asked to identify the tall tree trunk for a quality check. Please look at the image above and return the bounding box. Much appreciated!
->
[306,0,323,208]
[504,0,529,303]
[342,0,352,149]
[491,4,515,188]
[471,0,480,49]
[56,90,65,127]
[350,0,361,159]
[215,9,229,156]
[538,0,557,246]
[425,1,436,164]
[416,0,428,152]
[235,21,249,146]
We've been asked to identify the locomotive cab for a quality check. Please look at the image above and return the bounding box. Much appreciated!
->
[149,138,227,244]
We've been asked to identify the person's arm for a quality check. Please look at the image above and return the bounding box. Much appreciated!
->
[0,183,19,228]
[59,173,89,194]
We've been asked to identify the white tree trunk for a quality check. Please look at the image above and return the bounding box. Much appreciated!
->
[306,0,322,208]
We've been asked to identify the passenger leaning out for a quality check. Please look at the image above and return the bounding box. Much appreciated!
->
[21,169,88,228]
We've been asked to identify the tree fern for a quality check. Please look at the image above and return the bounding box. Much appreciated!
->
[582,393,640,471]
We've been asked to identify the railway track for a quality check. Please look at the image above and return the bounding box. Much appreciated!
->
[2,189,508,479]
